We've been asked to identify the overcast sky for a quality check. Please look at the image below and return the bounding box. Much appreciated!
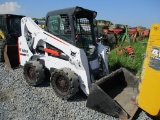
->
[0,0,160,28]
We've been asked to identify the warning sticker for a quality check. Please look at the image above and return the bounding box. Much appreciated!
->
[149,46,160,70]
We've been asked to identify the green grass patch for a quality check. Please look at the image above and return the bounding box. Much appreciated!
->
[108,38,148,76]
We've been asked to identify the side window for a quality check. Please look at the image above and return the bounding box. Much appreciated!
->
[75,18,93,46]
[47,14,73,44]
[75,18,91,35]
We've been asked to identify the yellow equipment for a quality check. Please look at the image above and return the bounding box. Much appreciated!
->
[0,29,5,39]
[137,23,160,116]
[0,29,6,62]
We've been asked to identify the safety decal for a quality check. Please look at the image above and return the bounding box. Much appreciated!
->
[149,46,160,70]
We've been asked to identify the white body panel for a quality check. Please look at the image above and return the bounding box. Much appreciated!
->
[89,58,99,70]
[19,36,33,65]
[97,43,110,74]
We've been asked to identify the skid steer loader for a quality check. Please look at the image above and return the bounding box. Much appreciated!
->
[17,7,138,119]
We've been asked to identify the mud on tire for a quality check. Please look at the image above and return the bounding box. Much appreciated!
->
[51,68,79,99]
[23,61,45,86]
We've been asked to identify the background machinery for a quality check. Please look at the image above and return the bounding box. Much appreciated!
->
[0,14,24,67]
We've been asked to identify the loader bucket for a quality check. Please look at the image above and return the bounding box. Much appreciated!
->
[86,67,139,119]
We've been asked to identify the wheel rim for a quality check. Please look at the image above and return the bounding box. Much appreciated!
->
[56,76,69,93]
[28,67,36,80]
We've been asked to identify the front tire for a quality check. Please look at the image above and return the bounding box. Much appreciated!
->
[23,61,45,86]
[51,68,79,99]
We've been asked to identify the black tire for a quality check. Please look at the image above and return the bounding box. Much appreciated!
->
[23,61,45,86]
[51,68,79,99]
[0,39,6,62]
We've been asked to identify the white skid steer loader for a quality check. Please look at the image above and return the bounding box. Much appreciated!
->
[18,7,138,119]
[19,16,109,97]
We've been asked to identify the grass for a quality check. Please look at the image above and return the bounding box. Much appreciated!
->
[108,38,148,76]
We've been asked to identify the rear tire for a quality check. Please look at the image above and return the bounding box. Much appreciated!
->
[51,68,79,99]
[23,61,45,86]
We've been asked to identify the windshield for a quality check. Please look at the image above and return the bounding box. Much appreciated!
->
[47,15,73,44]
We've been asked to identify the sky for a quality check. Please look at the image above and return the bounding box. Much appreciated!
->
[0,0,160,28]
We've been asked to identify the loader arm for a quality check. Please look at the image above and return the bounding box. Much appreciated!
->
[19,17,91,95]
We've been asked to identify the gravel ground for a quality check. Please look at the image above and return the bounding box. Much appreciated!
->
[0,63,156,120]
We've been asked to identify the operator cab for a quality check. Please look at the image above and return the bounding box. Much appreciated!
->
[0,14,24,45]
[45,6,97,59]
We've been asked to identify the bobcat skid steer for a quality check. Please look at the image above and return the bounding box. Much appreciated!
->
[17,7,138,119]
